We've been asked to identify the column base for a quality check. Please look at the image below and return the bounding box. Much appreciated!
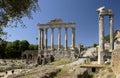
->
[98,51,105,64]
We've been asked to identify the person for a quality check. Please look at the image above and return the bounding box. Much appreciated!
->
[5,71,7,74]
[11,70,14,74]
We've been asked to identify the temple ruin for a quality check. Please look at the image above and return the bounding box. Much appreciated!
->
[37,19,77,64]
[96,7,114,64]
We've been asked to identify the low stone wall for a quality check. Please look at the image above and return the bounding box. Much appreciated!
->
[112,49,120,78]
[22,50,38,64]
[74,68,88,78]
[80,65,104,72]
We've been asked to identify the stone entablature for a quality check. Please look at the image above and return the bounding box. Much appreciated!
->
[37,24,75,29]
[37,18,75,28]
[96,6,113,16]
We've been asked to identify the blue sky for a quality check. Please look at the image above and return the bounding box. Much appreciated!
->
[4,0,120,47]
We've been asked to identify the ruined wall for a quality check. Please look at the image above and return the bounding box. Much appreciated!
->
[112,49,120,78]
[22,50,38,64]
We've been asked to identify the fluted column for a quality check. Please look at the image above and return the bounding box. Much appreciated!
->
[58,28,61,50]
[65,28,68,50]
[45,28,48,50]
[110,15,114,51]
[72,27,75,49]
[98,15,104,64]
[51,28,54,50]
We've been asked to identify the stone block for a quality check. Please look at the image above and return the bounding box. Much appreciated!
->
[112,49,120,78]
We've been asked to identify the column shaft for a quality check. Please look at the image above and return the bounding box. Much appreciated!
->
[58,28,61,50]
[51,28,54,50]
[45,28,48,50]
[38,28,41,54]
[65,28,68,50]
[72,28,75,49]
[110,15,114,51]
[40,28,42,50]
[41,28,44,50]
[98,15,104,64]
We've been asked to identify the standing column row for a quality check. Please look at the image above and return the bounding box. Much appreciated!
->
[38,28,47,51]
[38,27,76,50]
[98,15,114,64]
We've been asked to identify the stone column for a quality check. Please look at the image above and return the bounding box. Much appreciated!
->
[72,27,75,49]
[41,28,44,50]
[40,28,42,50]
[98,15,105,64]
[51,28,54,50]
[58,28,61,50]
[65,28,68,50]
[38,28,41,53]
[45,28,48,50]
[110,15,114,51]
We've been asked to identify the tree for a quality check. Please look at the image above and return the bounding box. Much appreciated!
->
[29,44,38,50]
[93,43,98,47]
[5,40,21,58]
[5,42,14,58]
[0,38,7,58]
[0,0,39,35]
[12,40,20,50]
[104,35,110,42]
[19,40,30,52]
[0,39,37,59]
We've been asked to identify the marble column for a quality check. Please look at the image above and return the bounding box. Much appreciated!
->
[72,27,75,49]
[110,15,114,51]
[58,28,61,50]
[51,28,54,50]
[45,28,48,50]
[65,28,68,50]
[98,15,104,64]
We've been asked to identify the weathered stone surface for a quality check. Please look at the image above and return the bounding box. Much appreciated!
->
[112,49,120,78]
[97,7,114,64]
[38,68,61,78]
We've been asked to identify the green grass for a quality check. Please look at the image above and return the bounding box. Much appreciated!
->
[55,66,72,78]
[51,58,73,66]
[0,58,77,78]
[91,65,116,78]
